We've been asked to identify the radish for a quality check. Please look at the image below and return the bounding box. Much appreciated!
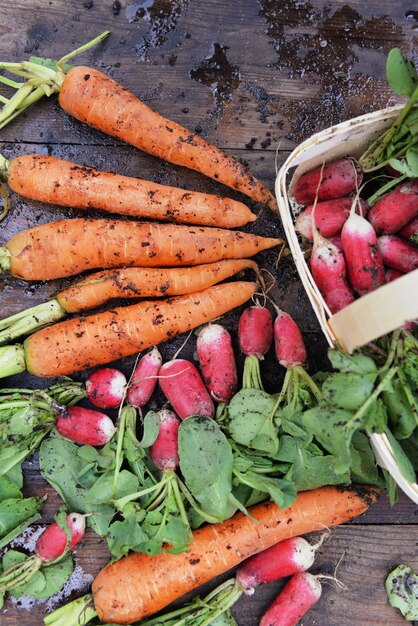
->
[127,347,162,409]
[398,215,418,245]
[55,405,116,445]
[378,235,418,273]
[159,358,215,419]
[238,305,273,389]
[291,157,363,206]
[341,211,385,295]
[385,268,404,283]
[368,179,418,234]
[273,311,306,369]
[295,197,368,240]
[0,512,85,592]
[259,571,322,626]
[85,367,127,409]
[236,537,317,596]
[196,324,237,403]
[149,409,180,471]
[329,235,343,251]
[35,513,86,562]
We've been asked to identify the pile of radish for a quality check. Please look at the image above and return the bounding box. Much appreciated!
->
[293,157,418,315]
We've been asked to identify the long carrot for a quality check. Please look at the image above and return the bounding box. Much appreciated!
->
[0,260,259,344]
[1,281,257,378]
[0,35,277,211]
[91,485,378,624]
[0,218,281,281]
[0,153,256,228]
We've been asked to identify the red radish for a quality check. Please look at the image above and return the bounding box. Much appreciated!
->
[310,234,355,314]
[0,511,86,592]
[295,197,368,240]
[292,157,362,206]
[35,513,86,562]
[149,409,180,471]
[274,311,307,368]
[238,306,273,359]
[341,211,385,295]
[385,268,404,283]
[259,571,322,626]
[196,324,237,403]
[329,235,343,251]
[398,215,418,244]
[378,235,418,273]
[236,537,316,595]
[127,347,162,409]
[238,305,273,389]
[55,405,116,445]
[368,179,418,234]
[159,359,215,419]
[85,367,127,409]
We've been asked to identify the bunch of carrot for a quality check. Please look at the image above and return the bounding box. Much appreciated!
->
[293,157,418,315]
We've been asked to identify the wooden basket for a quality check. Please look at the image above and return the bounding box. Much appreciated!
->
[275,105,418,504]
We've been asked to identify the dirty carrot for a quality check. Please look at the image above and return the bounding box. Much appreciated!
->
[0,35,276,210]
[0,259,260,344]
[88,485,377,624]
[0,153,256,228]
[0,281,257,378]
[0,218,280,281]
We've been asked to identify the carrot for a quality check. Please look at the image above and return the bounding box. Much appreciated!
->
[0,35,276,210]
[0,260,260,346]
[1,153,256,228]
[2,281,257,378]
[91,485,378,624]
[0,219,280,281]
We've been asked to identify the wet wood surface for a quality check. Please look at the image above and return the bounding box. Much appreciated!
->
[0,1,417,624]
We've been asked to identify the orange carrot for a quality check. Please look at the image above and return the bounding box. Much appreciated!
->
[2,281,257,378]
[3,154,256,228]
[0,260,259,344]
[56,67,276,209]
[0,218,281,280]
[92,485,378,624]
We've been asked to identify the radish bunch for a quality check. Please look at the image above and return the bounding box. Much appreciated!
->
[293,158,418,315]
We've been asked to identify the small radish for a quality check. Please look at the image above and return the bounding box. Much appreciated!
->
[273,310,307,368]
[55,405,116,445]
[341,211,385,295]
[149,409,180,471]
[310,229,355,314]
[238,305,273,389]
[329,235,343,251]
[236,536,317,595]
[0,512,86,592]
[85,367,127,409]
[292,157,363,205]
[368,179,418,234]
[295,197,368,240]
[378,235,418,273]
[385,268,404,283]
[259,571,322,626]
[127,347,162,409]
[398,215,418,245]
[35,512,86,562]
[196,324,237,403]
[159,358,215,419]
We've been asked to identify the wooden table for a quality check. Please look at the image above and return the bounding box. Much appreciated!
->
[0,1,417,624]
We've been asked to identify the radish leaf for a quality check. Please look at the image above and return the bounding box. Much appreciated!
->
[385,564,418,621]
[386,49,418,97]
[322,372,376,410]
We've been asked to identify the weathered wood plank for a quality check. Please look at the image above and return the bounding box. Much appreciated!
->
[2,525,416,625]
[0,0,414,150]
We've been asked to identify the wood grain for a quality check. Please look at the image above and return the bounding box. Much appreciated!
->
[0,1,417,625]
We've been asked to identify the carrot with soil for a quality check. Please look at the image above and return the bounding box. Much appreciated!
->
[0,34,276,210]
[0,281,257,378]
[0,218,279,281]
[0,153,256,228]
[43,485,377,625]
